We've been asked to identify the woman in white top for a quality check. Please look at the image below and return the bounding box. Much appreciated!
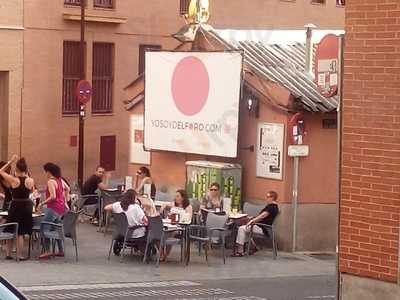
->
[104,190,147,255]
[159,189,193,261]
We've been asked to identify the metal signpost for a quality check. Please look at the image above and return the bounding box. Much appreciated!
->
[77,0,88,189]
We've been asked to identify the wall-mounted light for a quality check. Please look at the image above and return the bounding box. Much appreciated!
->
[246,93,259,118]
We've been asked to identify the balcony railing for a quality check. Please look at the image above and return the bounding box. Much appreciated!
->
[94,0,113,9]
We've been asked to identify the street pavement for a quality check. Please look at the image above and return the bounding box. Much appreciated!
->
[19,276,335,300]
[0,222,336,299]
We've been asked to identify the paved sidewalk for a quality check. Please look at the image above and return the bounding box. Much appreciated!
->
[0,223,335,287]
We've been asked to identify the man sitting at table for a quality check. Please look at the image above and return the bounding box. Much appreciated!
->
[232,191,279,257]
[82,166,110,224]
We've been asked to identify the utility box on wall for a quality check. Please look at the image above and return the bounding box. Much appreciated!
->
[186,161,242,209]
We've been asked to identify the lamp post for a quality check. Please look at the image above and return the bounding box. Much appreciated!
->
[78,0,86,189]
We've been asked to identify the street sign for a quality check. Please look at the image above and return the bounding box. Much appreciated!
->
[76,80,92,104]
[314,34,339,98]
[288,145,309,157]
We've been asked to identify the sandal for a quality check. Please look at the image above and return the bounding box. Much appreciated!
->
[231,252,244,257]
[18,257,28,261]
[5,256,13,260]
[39,253,53,260]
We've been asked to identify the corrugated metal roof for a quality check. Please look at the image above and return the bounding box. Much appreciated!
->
[209,29,339,113]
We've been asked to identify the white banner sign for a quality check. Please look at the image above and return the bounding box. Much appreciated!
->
[144,51,242,157]
[256,123,285,180]
[130,114,151,165]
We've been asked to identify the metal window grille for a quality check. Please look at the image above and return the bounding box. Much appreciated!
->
[94,0,113,8]
[62,41,81,115]
[64,0,81,6]
[180,0,191,15]
[92,43,113,114]
[138,44,161,75]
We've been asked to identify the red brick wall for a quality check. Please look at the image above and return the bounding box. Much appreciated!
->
[340,1,400,283]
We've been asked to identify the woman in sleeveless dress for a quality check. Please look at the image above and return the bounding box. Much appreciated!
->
[38,163,70,259]
[0,157,35,261]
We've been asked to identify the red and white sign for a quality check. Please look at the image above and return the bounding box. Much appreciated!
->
[314,34,340,98]
[144,51,242,157]
[76,80,92,104]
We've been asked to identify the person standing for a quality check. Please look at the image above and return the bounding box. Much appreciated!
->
[0,157,35,261]
[81,166,110,224]
[232,191,279,257]
[38,163,70,259]
[134,167,156,199]
[0,161,13,211]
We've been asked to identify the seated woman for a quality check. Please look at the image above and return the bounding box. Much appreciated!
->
[202,183,222,210]
[104,189,148,255]
[232,191,279,257]
[159,189,192,262]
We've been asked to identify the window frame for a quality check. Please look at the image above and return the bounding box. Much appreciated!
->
[62,40,83,116]
[138,44,162,75]
[92,42,114,115]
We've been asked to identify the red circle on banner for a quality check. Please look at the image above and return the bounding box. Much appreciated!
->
[171,56,210,116]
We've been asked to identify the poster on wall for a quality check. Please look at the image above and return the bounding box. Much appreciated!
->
[144,51,243,157]
[130,114,151,165]
[256,123,285,180]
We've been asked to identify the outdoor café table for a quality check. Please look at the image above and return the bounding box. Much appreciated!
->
[0,211,44,218]
[227,213,249,250]
[162,219,191,265]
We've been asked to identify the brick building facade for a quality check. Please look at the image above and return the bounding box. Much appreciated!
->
[339,0,400,298]
[1,0,344,189]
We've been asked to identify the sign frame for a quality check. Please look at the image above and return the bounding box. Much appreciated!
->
[143,50,244,158]
[256,122,285,180]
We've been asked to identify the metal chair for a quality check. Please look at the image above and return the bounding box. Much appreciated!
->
[189,213,229,264]
[28,215,44,257]
[107,213,147,262]
[247,222,278,260]
[99,190,123,232]
[0,223,19,261]
[142,216,184,267]
[40,210,81,262]
[189,198,201,225]
[63,210,81,261]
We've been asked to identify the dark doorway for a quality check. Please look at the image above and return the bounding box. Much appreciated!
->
[100,135,116,171]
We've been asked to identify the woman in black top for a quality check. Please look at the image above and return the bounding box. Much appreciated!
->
[0,157,35,261]
[0,161,12,211]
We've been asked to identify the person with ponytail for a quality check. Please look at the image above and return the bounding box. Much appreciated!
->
[0,156,35,261]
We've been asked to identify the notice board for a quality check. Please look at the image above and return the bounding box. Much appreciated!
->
[256,123,284,180]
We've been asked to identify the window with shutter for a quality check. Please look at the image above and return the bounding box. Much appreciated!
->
[138,44,161,75]
[92,42,114,114]
[180,0,191,15]
[62,41,82,115]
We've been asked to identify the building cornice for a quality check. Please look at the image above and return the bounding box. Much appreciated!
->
[0,25,24,31]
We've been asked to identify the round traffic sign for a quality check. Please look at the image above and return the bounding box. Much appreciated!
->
[76,80,93,104]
